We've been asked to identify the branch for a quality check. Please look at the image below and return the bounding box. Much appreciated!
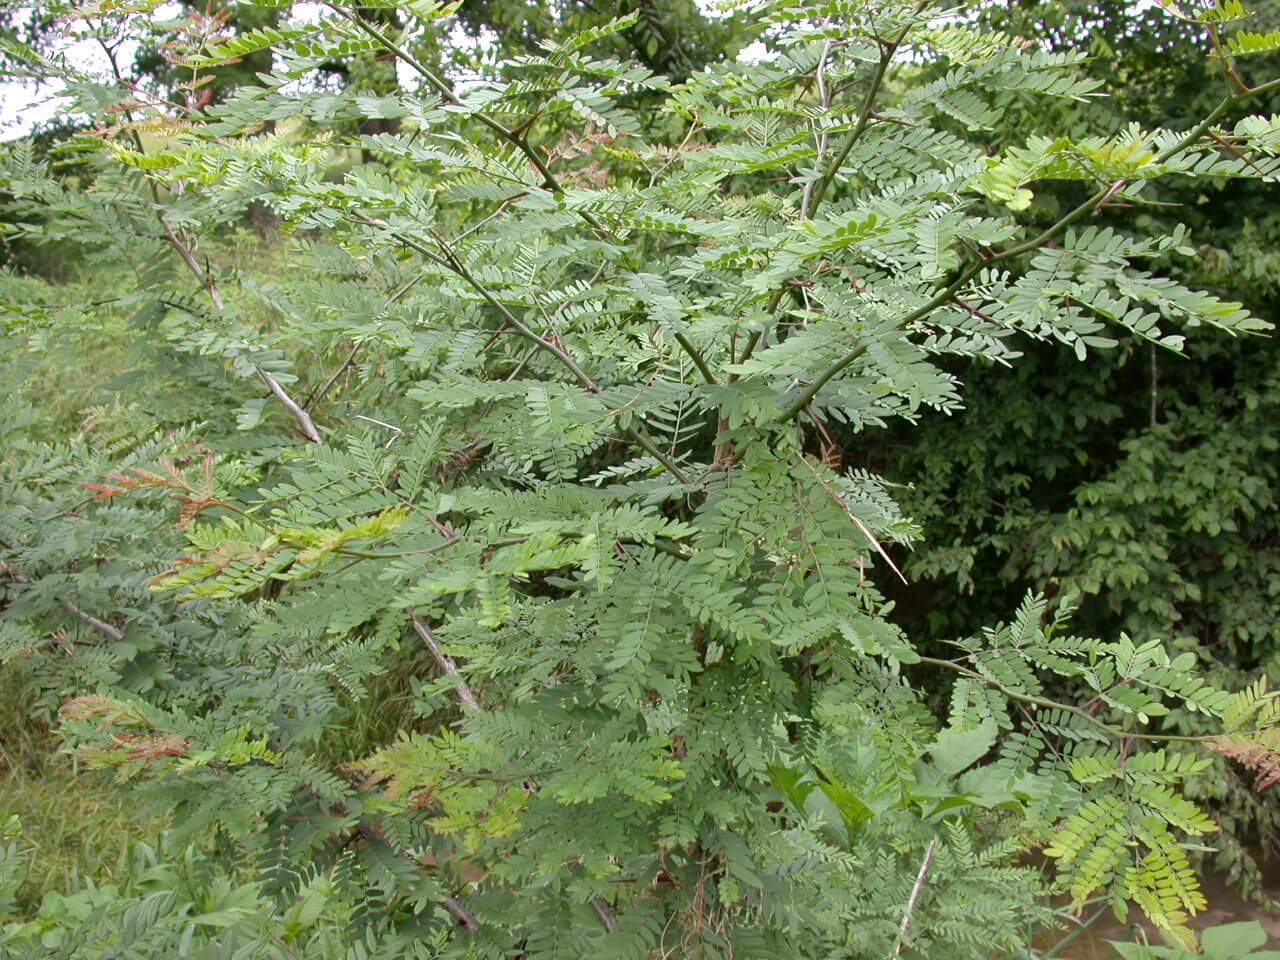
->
[158,222,322,443]
[673,332,717,385]
[776,74,1280,422]
[805,8,920,220]
[733,9,923,384]
[440,894,482,931]
[410,614,482,713]
[325,3,574,202]
[886,838,937,960]
[591,895,619,933]
[406,613,618,937]
[352,214,693,485]
[0,559,123,642]
[915,656,1217,745]
[354,819,480,931]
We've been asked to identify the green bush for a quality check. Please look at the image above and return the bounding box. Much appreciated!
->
[3,1,1280,956]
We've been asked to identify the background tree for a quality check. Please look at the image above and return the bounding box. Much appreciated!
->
[880,0,1280,893]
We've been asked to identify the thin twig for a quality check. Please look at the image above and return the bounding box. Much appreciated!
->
[260,371,323,443]
[440,895,482,931]
[159,218,322,443]
[406,613,618,936]
[887,838,937,960]
[798,455,907,584]
[305,342,361,411]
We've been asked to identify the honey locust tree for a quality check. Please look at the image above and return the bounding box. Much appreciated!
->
[4,1,1280,957]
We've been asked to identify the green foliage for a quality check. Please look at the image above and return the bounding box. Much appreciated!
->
[1111,921,1280,959]
[887,0,1280,901]
[2,1,1280,956]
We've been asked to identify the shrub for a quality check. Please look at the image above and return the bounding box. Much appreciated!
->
[3,2,1280,956]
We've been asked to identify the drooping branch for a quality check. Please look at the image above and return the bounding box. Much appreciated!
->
[349,213,693,485]
[157,221,322,443]
[776,74,1280,423]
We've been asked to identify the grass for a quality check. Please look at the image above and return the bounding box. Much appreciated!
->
[0,668,166,917]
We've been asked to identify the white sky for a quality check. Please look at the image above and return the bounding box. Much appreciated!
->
[0,1,769,138]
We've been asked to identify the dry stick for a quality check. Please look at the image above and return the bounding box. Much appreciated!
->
[797,455,907,584]
[886,838,937,960]
[0,559,123,642]
[592,895,620,933]
[354,819,481,931]
[260,372,322,443]
[440,894,482,932]
[777,73,1280,424]
[153,210,318,447]
[161,223,322,443]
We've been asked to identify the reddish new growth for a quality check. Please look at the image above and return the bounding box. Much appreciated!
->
[1207,736,1280,792]
[112,732,190,761]
[83,454,222,527]
[59,694,117,721]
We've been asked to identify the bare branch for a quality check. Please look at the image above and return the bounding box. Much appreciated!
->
[0,559,123,642]
[440,895,482,931]
[591,896,619,933]
[410,613,482,712]
[260,371,323,443]
[886,838,937,960]
[158,218,321,443]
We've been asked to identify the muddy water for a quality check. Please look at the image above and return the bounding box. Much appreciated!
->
[1045,860,1280,958]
